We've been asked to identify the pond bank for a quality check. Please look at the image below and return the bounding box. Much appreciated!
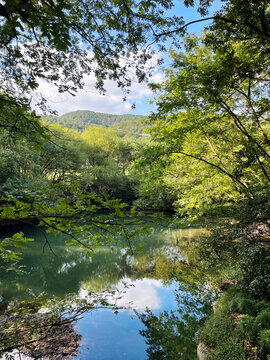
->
[0,310,81,359]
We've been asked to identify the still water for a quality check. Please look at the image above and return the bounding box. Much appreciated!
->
[0,223,210,359]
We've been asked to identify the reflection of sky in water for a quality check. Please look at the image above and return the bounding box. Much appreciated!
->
[113,278,164,310]
[0,225,208,359]
[76,277,178,360]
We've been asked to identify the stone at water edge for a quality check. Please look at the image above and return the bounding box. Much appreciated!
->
[197,342,212,360]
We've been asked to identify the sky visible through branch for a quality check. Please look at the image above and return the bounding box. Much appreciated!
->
[37,0,222,117]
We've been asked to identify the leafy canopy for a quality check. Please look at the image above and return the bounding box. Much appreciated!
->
[138,28,270,217]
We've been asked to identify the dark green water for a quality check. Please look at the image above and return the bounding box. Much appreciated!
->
[0,223,211,359]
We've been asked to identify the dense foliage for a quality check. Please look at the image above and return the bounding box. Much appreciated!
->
[0,122,139,198]
[1,0,270,358]
[198,288,270,360]
[138,31,270,217]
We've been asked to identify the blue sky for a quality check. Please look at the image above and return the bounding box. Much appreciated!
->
[128,0,222,115]
[38,1,222,117]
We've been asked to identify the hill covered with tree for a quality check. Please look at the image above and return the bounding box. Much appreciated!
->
[42,110,146,138]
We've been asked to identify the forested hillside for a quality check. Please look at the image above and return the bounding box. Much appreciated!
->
[43,110,146,138]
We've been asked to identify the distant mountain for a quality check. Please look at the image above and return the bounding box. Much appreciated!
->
[42,110,147,138]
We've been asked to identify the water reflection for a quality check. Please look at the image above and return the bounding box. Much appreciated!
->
[0,222,211,359]
[116,278,164,310]
[76,278,179,360]
[136,286,212,360]
[0,225,208,303]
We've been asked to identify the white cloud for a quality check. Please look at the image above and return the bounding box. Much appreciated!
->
[34,50,164,116]
[36,72,163,116]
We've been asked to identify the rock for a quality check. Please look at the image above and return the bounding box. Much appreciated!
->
[197,342,212,360]
[220,280,235,291]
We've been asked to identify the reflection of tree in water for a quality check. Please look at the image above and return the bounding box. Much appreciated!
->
[136,287,212,360]
[0,287,125,359]
[0,223,213,358]
[0,224,170,304]
[130,227,211,290]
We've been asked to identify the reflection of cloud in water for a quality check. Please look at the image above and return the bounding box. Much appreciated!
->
[57,260,77,274]
[115,278,163,310]
[78,278,164,310]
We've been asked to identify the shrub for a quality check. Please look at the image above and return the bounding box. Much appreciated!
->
[228,293,257,316]
[198,290,270,360]
[259,329,270,357]
[237,315,257,344]
[213,339,246,360]
[198,308,246,360]
[236,245,270,301]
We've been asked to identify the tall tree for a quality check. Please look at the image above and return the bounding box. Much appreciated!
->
[139,29,270,217]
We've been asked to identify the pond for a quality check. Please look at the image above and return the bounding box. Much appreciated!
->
[0,222,212,359]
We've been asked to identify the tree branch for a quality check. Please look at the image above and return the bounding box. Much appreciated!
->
[153,15,270,40]
[217,95,270,162]
[173,150,250,194]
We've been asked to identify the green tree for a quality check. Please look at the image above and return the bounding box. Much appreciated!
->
[39,123,86,183]
[81,125,137,200]
[139,31,270,217]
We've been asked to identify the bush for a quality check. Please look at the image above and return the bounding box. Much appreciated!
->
[198,289,270,360]
[260,329,270,357]
[255,310,270,327]
[213,339,246,360]
[198,308,246,360]
[236,245,270,301]
[237,315,257,344]
[228,292,257,316]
